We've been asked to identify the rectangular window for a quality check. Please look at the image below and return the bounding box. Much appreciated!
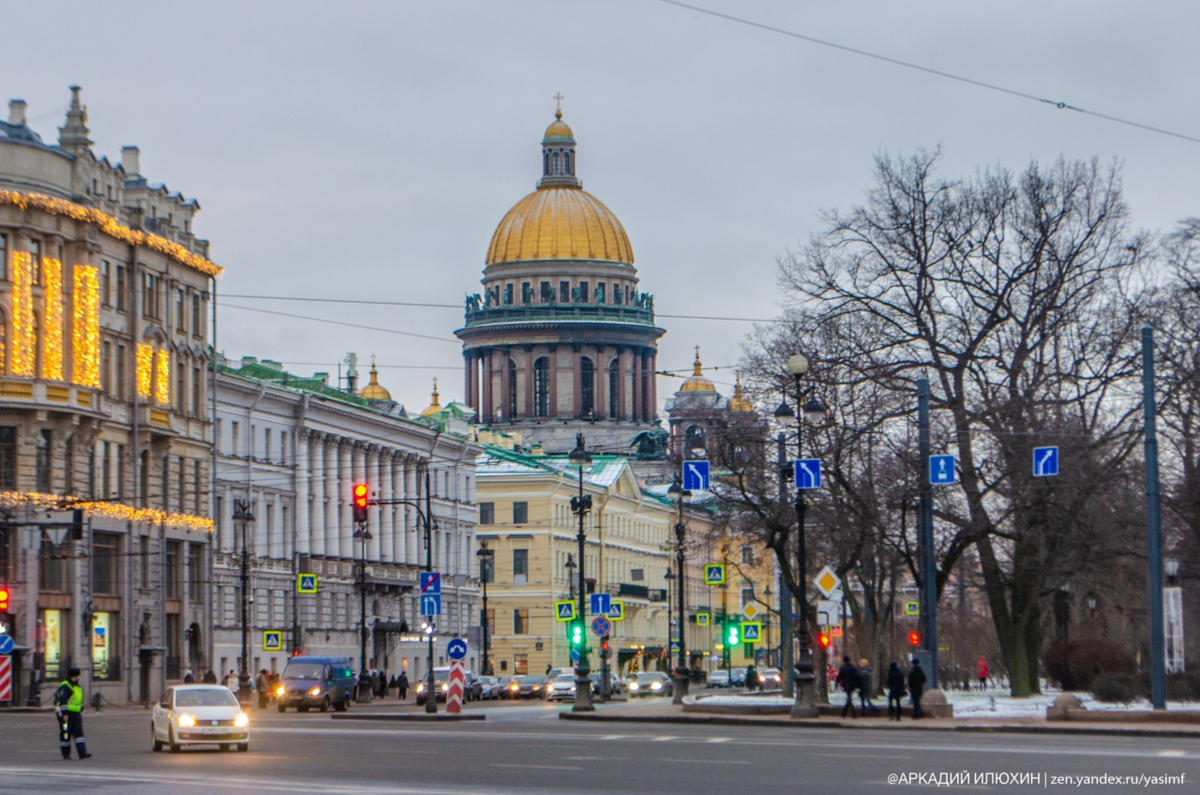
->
[231,421,240,456]
[559,281,570,303]
[264,428,272,461]
[140,535,150,589]
[521,281,531,304]
[0,427,16,490]
[166,540,181,599]
[478,502,494,525]
[116,345,127,399]
[143,272,161,319]
[631,568,644,581]
[116,265,127,312]
[741,587,755,609]
[483,608,494,629]
[192,364,202,415]
[42,608,64,679]
[100,260,111,306]
[540,281,553,303]
[0,233,6,280]
[597,282,606,304]
[117,445,126,501]
[512,501,528,525]
[176,288,186,332]
[503,283,513,305]
[579,281,589,303]
[512,548,528,586]
[188,544,203,601]
[176,359,186,413]
[40,538,66,591]
[193,460,202,515]
[513,654,528,675]
[513,609,529,635]
[92,532,120,595]
[28,239,42,284]
[101,341,112,393]
[741,545,755,565]
[36,429,52,492]
[178,456,186,514]
[192,294,202,338]
[92,611,117,680]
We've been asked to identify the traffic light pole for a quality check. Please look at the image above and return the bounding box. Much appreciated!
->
[569,434,594,712]
[789,374,818,719]
[917,377,938,688]
[233,500,255,706]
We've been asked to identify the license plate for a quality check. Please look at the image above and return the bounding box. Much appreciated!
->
[201,727,230,734]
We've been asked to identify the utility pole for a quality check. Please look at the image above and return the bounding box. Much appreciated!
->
[425,470,436,714]
[1142,327,1166,710]
[233,500,255,705]
[776,432,794,696]
[917,377,938,688]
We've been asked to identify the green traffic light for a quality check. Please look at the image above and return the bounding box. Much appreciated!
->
[569,621,584,648]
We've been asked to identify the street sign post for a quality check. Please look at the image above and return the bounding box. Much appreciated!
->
[683,460,711,491]
[591,615,611,637]
[1033,446,1059,477]
[816,600,839,627]
[555,601,577,622]
[262,631,283,652]
[0,634,13,655]
[447,660,465,714]
[795,459,822,490]
[0,655,10,702]
[704,564,725,586]
[420,572,442,593]
[741,622,762,643]
[929,454,956,484]
[905,601,920,616]
[607,601,625,621]
[297,574,319,594]
[420,572,443,616]
[814,566,841,599]
[590,593,611,616]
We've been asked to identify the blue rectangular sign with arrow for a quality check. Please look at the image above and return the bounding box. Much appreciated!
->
[590,593,611,616]
[1033,446,1059,477]
[929,455,956,485]
[795,459,822,490]
[683,460,710,491]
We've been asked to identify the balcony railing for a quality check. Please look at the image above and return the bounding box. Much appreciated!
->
[617,583,649,599]
[462,302,656,328]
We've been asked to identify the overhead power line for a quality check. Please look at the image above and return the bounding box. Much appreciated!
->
[657,0,1200,146]
[219,303,460,343]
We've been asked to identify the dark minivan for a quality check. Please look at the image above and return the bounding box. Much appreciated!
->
[276,656,354,713]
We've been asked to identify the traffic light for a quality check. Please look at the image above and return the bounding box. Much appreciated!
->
[726,620,740,647]
[909,631,920,647]
[352,483,369,524]
[818,632,831,649]
[568,620,585,649]
[600,639,609,657]
[0,586,9,612]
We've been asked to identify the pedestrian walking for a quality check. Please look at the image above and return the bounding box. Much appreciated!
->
[745,665,760,692]
[907,657,927,720]
[858,658,879,715]
[886,662,906,720]
[835,656,860,718]
[203,669,218,684]
[54,667,91,760]
[976,655,989,691]
[183,669,195,684]
[396,671,409,700]
[224,670,238,691]
[255,670,269,708]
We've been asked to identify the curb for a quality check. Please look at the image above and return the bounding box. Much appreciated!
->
[333,713,486,722]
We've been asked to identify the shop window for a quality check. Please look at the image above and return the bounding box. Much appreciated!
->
[513,654,528,675]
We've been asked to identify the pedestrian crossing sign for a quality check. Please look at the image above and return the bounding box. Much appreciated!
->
[262,631,283,652]
[555,601,576,622]
[740,622,762,643]
[608,601,625,621]
[297,574,318,594]
[695,611,710,626]
[905,601,920,616]
[704,564,725,586]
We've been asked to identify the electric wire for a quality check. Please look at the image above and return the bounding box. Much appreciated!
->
[219,303,460,343]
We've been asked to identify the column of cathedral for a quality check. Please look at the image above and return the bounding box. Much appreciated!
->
[295,431,310,555]
[481,350,493,424]
[379,450,393,561]
[324,437,339,558]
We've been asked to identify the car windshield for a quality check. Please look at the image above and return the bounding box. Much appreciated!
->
[554,675,576,684]
[636,673,665,683]
[175,688,240,707]
[284,662,327,680]
[517,676,543,684]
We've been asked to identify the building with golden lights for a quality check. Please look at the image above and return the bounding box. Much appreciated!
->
[456,107,666,456]
[0,88,217,706]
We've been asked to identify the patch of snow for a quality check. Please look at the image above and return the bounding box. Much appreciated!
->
[694,695,794,707]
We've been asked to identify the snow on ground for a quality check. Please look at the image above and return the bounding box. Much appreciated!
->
[693,695,794,707]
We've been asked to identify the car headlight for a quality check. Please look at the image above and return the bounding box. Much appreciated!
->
[309,687,321,696]
[441,683,448,691]
[177,713,196,727]
[651,682,662,691]
[510,683,519,691]
[629,682,640,691]
[275,685,286,697]
[417,684,426,693]
[234,712,249,728]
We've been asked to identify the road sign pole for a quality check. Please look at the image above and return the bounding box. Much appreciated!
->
[1143,326,1166,710]
[918,377,938,688]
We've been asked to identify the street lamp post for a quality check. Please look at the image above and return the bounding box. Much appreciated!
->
[565,554,577,602]
[233,499,255,706]
[774,353,824,719]
[568,434,595,712]
[667,481,691,704]
[353,524,373,702]
[476,542,494,676]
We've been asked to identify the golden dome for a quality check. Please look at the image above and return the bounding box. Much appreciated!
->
[486,185,633,265]
[680,347,716,393]
[543,109,575,143]
[419,378,443,417]
[729,373,754,412]
[358,358,391,401]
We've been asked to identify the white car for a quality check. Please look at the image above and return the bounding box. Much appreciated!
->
[152,685,250,752]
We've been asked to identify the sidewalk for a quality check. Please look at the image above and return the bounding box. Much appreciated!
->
[558,701,1200,739]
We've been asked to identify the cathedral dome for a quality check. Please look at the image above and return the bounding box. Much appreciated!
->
[358,359,391,401]
[419,378,443,417]
[679,349,716,393]
[729,374,754,412]
[486,186,633,266]
[542,109,575,143]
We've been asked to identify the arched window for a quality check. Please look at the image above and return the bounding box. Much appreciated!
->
[685,424,706,456]
[544,152,550,175]
[507,360,518,419]
[552,152,561,175]
[580,357,595,417]
[564,151,571,174]
[533,357,550,418]
[608,358,620,418]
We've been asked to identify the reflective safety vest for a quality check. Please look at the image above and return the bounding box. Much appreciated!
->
[60,680,83,712]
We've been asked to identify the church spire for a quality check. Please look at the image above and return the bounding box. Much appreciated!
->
[58,85,92,155]
[539,93,580,188]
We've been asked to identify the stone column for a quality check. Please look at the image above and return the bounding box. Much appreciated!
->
[631,349,642,421]
[548,344,560,418]
[341,441,356,558]
[464,352,475,411]
[311,433,326,557]
[380,450,394,562]
[595,345,607,420]
[523,348,534,418]
[404,456,418,563]
[572,346,582,418]
[362,445,378,560]
[648,351,658,421]
[295,431,311,555]
[481,348,493,424]
[325,437,339,558]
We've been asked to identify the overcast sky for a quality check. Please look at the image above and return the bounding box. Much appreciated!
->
[6,1,1199,414]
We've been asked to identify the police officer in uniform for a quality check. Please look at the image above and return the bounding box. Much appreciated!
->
[54,667,91,760]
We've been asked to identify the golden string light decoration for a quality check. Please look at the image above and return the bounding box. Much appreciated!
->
[72,265,101,388]
[42,258,64,381]
[136,343,154,399]
[0,490,213,533]
[154,348,170,405]
[11,251,36,376]
[0,190,223,277]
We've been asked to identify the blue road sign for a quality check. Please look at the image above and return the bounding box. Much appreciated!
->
[570,647,581,663]
[0,634,13,655]
[741,622,762,642]
[421,593,442,616]
[1033,446,1059,477]
[670,640,680,653]
[704,565,725,586]
[262,631,283,652]
[590,593,611,616]
[591,616,611,637]
[447,638,468,661]
[929,454,957,485]
[683,460,711,491]
[795,459,822,490]
[555,601,576,621]
[607,601,625,621]
[297,574,318,594]
[420,571,442,594]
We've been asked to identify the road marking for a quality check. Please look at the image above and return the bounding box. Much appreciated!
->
[491,763,583,771]
[660,758,750,765]
[650,735,677,741]
[706,737,731,743]
[1158,750,1186,756]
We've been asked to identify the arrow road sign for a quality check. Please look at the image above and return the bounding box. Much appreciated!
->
[795,459,822,490]
[420,572,442,594]
[929,454,956,485]
[741,622,762,642]
[297,574,318,594]
[608,601,625,621]
[555,601,577,622]
[591,615,611,637]
[262,631,283,652]
[570,647,581,663]
[590,593,611,616]
[1033,446,1059,477]
[816,600,839,627]
[447,638,468,661]
[421,593,442,616]
[0,635,13,655]
[683,460,711,491]
[704,564,726,586]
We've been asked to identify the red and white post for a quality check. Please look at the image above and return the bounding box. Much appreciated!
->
[446,660,465,714]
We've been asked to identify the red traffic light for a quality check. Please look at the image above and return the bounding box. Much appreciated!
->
[0,586,9,611]
[909,631,920,647]
[601,639,609,655]
[352,483,370,523]
[817,632,831,649]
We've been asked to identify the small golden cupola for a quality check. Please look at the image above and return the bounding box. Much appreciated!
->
[419,377,443,417]
[679,347,717,393]
[358,356,392,401]
[729,373,754,412]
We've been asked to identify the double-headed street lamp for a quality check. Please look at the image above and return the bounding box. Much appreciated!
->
[774,352,826,719]
[352,524,374,701]
[666,481,691,705]
[476,541,494,676]
[233,499,255,706]
[568,434,595,712]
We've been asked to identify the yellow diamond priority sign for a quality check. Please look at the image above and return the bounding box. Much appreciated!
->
[814,565,841,599]
[742,603,760,620]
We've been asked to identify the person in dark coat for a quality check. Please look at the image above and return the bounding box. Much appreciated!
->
[907,657,928,719]
[203,669,218,684]
[834,656,860,718]
[377,670,388,699]
[886,661,907,720]
[183,669,195,684]
[745,665,760,692]
[396,671,409,700]
[857,658,879,715]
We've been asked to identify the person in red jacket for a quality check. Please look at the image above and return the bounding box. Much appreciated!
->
[976,655,989,691]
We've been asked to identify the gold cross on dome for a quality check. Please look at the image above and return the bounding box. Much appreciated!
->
[554,92,564,118]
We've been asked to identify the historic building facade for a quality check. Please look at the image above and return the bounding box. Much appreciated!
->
[456,108,665,454]
[0,88,217,705]
[213,357,481,682]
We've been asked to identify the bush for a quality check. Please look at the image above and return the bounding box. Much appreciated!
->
[1166,672,1200,701]
[1045,642,1078,690]
[1044,639,1135,691]
[1091,673,1148,703]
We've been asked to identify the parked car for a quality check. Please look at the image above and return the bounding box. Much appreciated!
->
[730,667,748,687]
[587,671,623,696]
[546,674,578,702]
[275,657,355,713]
[416,668,451,705]
[507,675,549,699]
[758,668,784,689]
[494,676,515,699]
[627,672,674,698]
[153,685,250,752]
[477,676,502,700]
[463,671,484,701]
[707,670,731,688]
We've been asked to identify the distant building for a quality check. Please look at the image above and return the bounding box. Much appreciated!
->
[0,87,217,705]
[212,356,480,682]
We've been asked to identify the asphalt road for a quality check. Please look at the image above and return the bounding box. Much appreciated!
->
[1,699,1198,794]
